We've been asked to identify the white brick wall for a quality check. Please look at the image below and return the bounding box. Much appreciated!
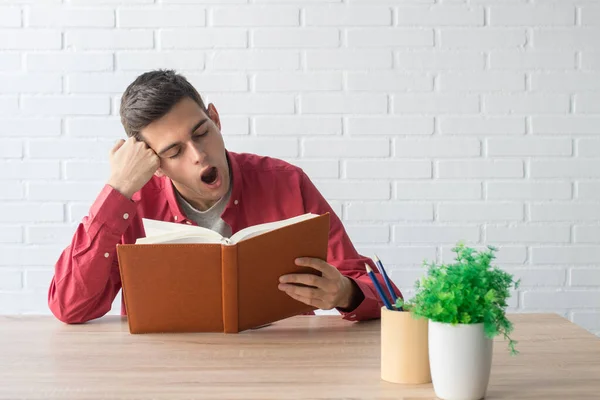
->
[65,30,154,50]
[489,51,576,70]
[118,7,206,28]
[1,1,600,337]
[27,7,115,28]
[489,5,575,26]
[212,6,298,27]
[306,49,392,69]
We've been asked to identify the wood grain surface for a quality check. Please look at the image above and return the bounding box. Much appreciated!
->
[0,313,598,399]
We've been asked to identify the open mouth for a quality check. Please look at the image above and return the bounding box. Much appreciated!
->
[201,166,218,185]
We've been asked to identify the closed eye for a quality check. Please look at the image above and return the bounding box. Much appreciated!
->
[192,131,207,141]
[168,132,206,159]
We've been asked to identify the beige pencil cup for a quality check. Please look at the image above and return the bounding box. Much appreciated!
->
[380,307,431,384]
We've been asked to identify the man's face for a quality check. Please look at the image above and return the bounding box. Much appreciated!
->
[140,97,230,211]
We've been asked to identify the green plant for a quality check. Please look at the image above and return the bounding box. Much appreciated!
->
[397,243,520,355]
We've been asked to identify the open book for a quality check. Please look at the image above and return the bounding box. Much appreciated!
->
[116,213,330,335]
[136,213,320,245]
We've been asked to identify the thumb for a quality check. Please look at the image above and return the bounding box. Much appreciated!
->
[110,139,126,155]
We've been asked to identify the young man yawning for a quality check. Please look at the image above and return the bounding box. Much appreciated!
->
[48,70,400,324]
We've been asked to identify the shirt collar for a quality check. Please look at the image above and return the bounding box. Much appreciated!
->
[224,150,243,212]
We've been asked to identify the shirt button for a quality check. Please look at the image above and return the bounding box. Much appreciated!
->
[174,216,178,221]
[185,221,192,225]
[234,200,239,205]
[349,314,356,319]
[123,213,129,220]
[104,252,110,258]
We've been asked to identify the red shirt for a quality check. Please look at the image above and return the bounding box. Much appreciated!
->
[48,152,401,324]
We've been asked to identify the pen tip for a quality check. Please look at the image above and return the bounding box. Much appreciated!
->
[374,254,380,262]
[365,263,372,273]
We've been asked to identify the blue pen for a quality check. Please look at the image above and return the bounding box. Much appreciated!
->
[374,254,400,308]
[365,263,393,310]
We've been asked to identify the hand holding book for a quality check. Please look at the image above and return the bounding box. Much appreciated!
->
[278,257,356,310]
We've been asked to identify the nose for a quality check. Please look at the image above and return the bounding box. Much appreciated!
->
[187,141,205,164]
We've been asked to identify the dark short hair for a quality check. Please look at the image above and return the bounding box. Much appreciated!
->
[120,69,207,140]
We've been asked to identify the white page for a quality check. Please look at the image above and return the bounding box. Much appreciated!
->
[142,218,207,237]
[139,218,223,244]
[139,213,319,245]
[229,213,318,244]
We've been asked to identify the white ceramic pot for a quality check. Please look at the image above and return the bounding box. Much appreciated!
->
[428,320,493,400]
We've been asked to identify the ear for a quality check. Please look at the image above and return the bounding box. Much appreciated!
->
[207,103,221,131]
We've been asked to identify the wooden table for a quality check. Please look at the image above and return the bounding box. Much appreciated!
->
[0,314,599,399]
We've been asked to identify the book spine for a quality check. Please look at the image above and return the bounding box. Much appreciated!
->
[221,244,239,333]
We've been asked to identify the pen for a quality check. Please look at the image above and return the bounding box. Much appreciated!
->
[374,254,400,309]
[365,263,393,311]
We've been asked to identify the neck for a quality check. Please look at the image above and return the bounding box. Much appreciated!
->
[171,181,221,212]
[185,196,220,212]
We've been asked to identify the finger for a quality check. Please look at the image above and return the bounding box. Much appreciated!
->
[110,139,126,155]
[135,138,150,150]
[295,257,337,278]
[279,273,325,288]
[278,283,321,300]
[150,153,161,169]
[281,289,323,309]
[147,146,160,158]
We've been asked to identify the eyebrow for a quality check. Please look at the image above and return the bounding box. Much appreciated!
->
[157,119,209,156]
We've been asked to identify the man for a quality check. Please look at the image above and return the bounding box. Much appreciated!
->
[48,70,400,324]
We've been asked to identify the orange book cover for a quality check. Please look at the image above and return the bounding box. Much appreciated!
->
[116,213,329,334]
